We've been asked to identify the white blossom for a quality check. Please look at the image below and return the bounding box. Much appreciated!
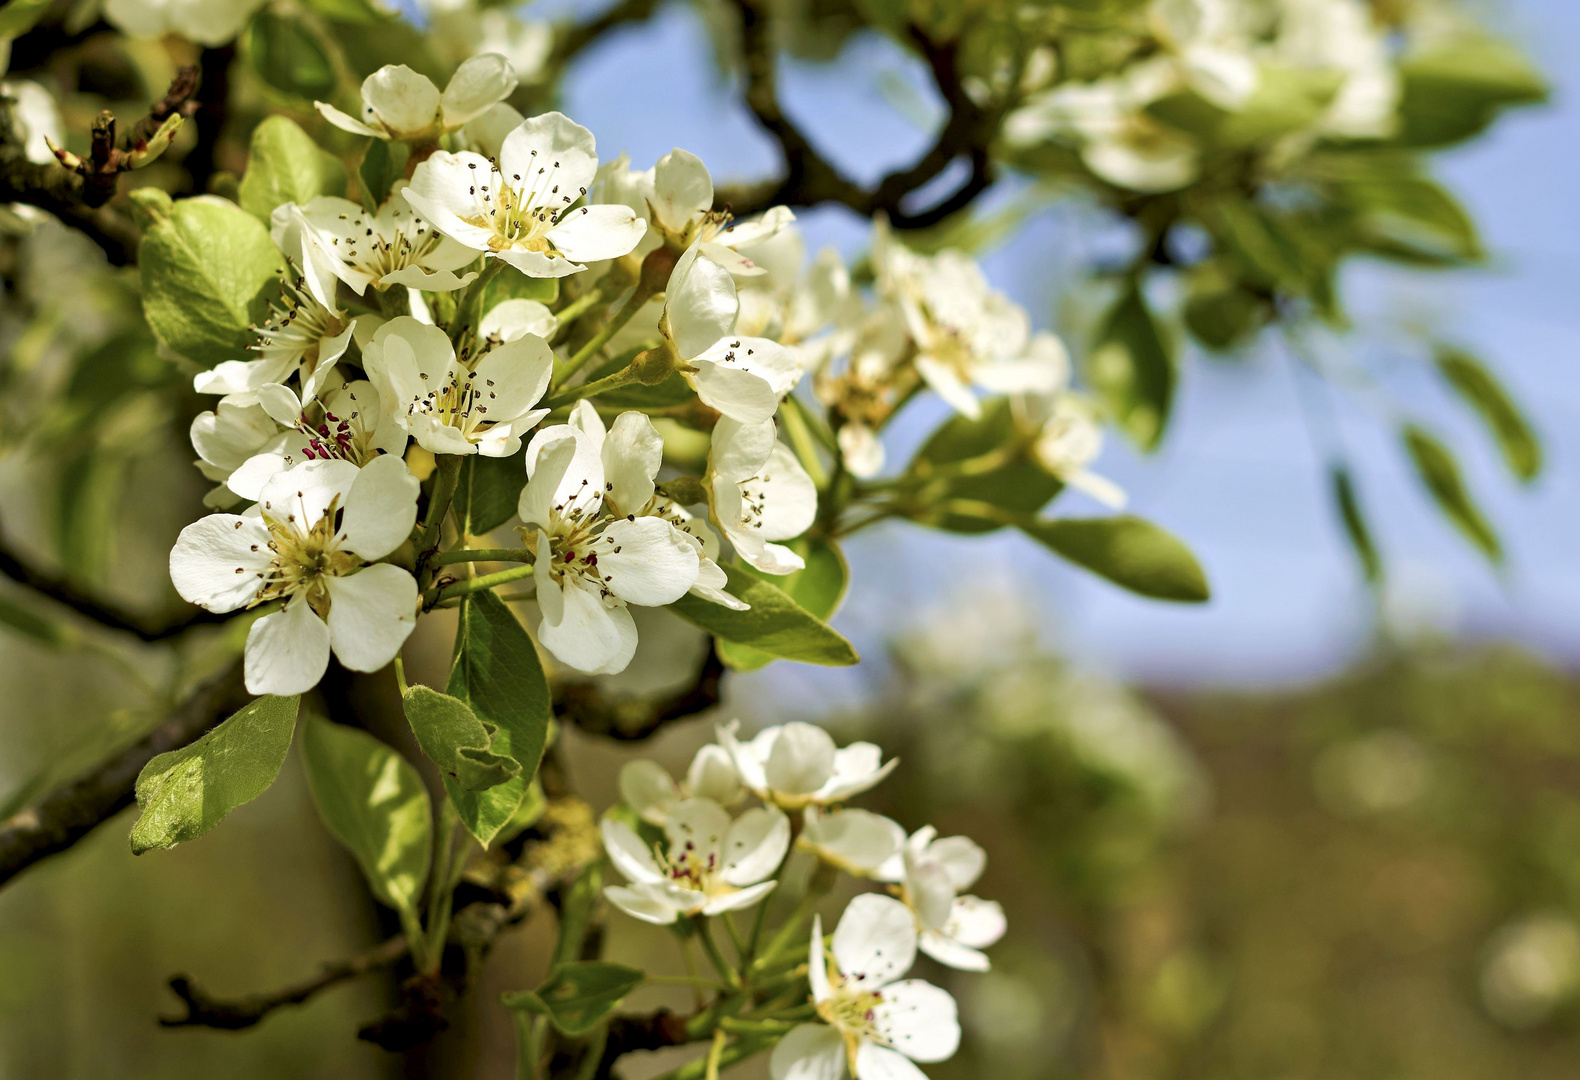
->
[1028,391,1126,509]
[876,827,1007,972]
[708,417,817,575]
[601,798,790,924]
[190,401,290,502]
[103,0,263,46]
[770,894,960,1080]
[403,111,647,277]
[718,721,896,811]
[619,748,744,826]
[169,456,420,695]
[226,380,409,500]
[363,316,553,457]
[2,81,62,165]
[1149,0,1260,109]
[517,407,702,674]
[274,189,481,295]
[315,56,517,141]
[662,244,803,424]
[798,808,906,877]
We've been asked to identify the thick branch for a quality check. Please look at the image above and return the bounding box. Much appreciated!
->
[722,2,997,229]
[159,935,410,1030]
[0,532,227,641]
[0,658,248,888]
[555,644,725,741]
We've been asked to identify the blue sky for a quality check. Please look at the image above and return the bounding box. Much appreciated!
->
[548,0,1579,687]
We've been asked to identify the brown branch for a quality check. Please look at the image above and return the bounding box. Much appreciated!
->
[721,1,997,229]
[551,0,664,71]
[159,935,410,1030]
[0,658,248,889]
[555,643,725,741]
[0,530,228,642]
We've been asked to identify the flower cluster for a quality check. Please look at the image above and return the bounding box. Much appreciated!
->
[604,722,1006,1079]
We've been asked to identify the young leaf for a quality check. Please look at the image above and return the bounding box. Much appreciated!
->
[359,138,410,209]
[237,115,348,222]
[245,11,337,102]
[1020,516,1210,602]
[1401,424,1503,563]
[502,962,644,1037]
[1331,466,1383,585]
[717,538,849,671]
[139,196,285,364]
[1397,34,1547,148]
[300,716,431,916]
[443,592,551,846]
[129,695,301,853]
[908,398,1062,534]
[1086,284,1176,452]
[1435,346,1541,482]
[453,449,526,536]
[671,564,859,666]
[402,685,521,792]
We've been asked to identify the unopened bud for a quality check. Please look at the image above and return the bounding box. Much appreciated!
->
[639,244,680,297]
[631,346,674,385]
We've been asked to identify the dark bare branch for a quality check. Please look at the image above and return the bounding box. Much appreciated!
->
[159,935,410,1031]
[0,658,248,888]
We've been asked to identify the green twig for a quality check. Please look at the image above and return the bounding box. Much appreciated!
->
[426,562,537,608]
[430,547,534,566]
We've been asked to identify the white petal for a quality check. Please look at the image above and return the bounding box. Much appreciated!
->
[838,424,885,479]
[914,354,981,419]
[710,416,776,483]
[718,720,769,796]
[473,333,554,421]
[619,760,679,825]
[917,931,991,973]
[770,1024,845,1080]
[602,411,662,513]
[258,458,360,533]
[440,53,517,128]
[498,111,599,207]
[721,806,790,886]
[650,148,713,235]
[257,382,303,428]
[870,980,960,1063]
[548,204,647,263]
[701,879,777,915]
[169,515,272,611]
[689,557,749,610]
[495,246,585,278]
[338,454,418,560]
[818,746,897,804]
[481,299,557,343]
[520,426,602,527]
[537,577,637,675]
[381,265,478,292]
[800,810,906,875]
[699,239,769,277]
[403,152,498,251]
[605,883,680,925]
[904,858,956,932]
[314,101,383,138]
[687,745,743,806]
[324,564,417,672]
[852,1043,930,1080]
[461,102,523,158]
[663,798,732,869]
[947,895,1006,949]
[665,245,737,359]
[596,517,699,607]
[363,65,441,138]
[926,835,986,892]
[741,541,807,576]
[226,454,289,502]
[690,359,778,425]
[245,600,331,696]
[754,444,818,541]
[569,399,607,445]
[831,894,916,989]
[764,722,837,798]
[600,817,664,884]
[809,913,830,1002]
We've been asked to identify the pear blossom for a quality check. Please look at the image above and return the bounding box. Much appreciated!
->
[770,894,961,1080]
[662,244,803,424]
[190,401,290,503]
[1273,0,1400,139]
[403,111,647,278]
[876,827,1007,972]
[798,808,906,877]
[708,417,817,574]
[226,380,409,501]
[648,496,751,613]
[718,721,896,811]
[103,0,264,46]
[1149,0,1260,109]
[315,56,517,141]
[1029,391,1127,508]
[274,190,481,295]
[601,798,790,924]
[480,298,557,344]
[169,456,420,695]
[619,748,744,826]
[362,316,552,457]
[815,305,912,479]
[517,411,702,674]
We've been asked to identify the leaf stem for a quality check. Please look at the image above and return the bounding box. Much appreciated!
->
[430,547,534,566]
[557,281,657,384]
[550,288,604,342]
[695,918,741,988]
[543,361,643,410]
[426,562,537,608]
[703,1029,727,1080]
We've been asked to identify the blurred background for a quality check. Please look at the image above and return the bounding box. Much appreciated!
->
[2,0,1579,1076]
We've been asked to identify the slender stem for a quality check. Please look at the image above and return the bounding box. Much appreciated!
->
[778,396,829,489]
[550,288,604,342]
[427,562,536,607]
[703,1029,727,1080]
[695,919,740,988]
[393,654,410,696]
[719,1017,797,1036]
[783,392,838,453]
[451,258,507,343]
[680,936,707,1011]
[422,800,462,976]
[572,1023,609,1080]
[430,547,534,566]
[417,455,463,575]
[723,911,748,961]
[744,893,773,972]
[543,362,643,410]
[514,1010,540,1080]
[643,1034,779,1080]
[557,283,656,384]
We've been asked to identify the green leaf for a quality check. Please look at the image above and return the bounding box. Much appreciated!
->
[402,685,521,792]
[1396,34,1547,148]
[443,591,551,846]
[300,716,431,915]
[717,538,848,671]
[502,962,645,1037]
[238,115,347,222]
[1336,174,1481,264]
[1209,198,1308,292]
[453,449,525,536]
[1330,465,1382,585]
[1401,424,1503,563]
[1020,516,1210,603]
[129,695,301,853]
[1216,67,1343,147]
[304,0,388,23]
[1183,261,1268,351]
[484,269,559,308]
[671,564,859,666]
[551,860,605,968]
[1086,284,1176,452]
[139,196,284,364]
[0,0,51,38]
[1435,346,1541,482]
[245,11,338,101]
[908,398,1062,534]
[359,139,410,209]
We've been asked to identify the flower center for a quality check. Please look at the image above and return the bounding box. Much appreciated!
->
[816,971,887,1045]
[654,838,720,892]
[403,355,501,441]
[250,495,356,613]
[330,206,446,284]
[254,274,347,371]
[461,156,585,254]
